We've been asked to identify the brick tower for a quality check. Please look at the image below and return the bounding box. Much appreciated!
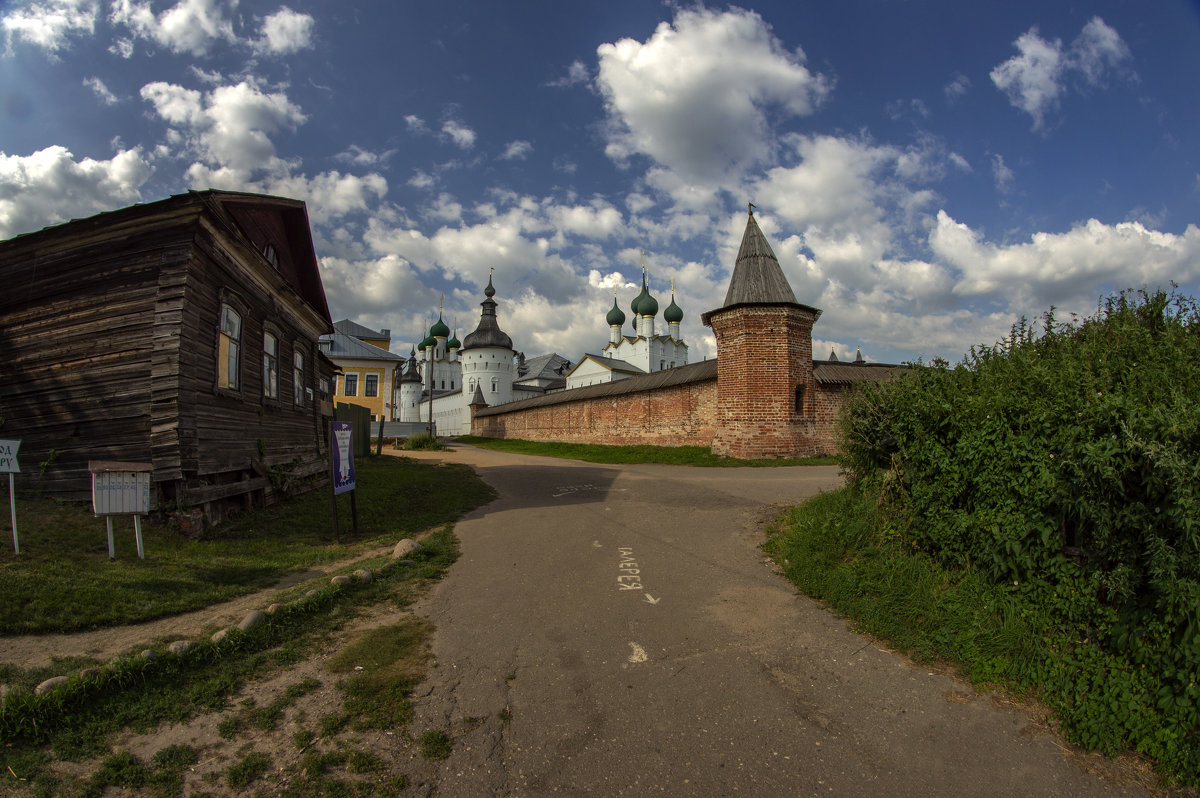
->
[701,207,823,458]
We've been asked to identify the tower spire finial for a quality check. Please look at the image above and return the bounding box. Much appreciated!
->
[748,201,756,216]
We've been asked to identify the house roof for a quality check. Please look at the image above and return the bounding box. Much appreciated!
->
[565,354,646,379]
[319,332,403,361]
[813,360,908,384]
[701,208,820,326]
[517,352,571,381]
[478,359,717,417]
[334,319,389,341]
[0,189,334,331]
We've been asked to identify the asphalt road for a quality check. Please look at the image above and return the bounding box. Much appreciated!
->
[405,445,1144,796]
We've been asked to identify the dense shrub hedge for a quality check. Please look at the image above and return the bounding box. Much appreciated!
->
[838,289,1200,782]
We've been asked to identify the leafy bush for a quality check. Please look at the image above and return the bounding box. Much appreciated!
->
[838,288,1200,783]
[401,433,443,450]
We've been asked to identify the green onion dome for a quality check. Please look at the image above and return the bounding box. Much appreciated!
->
[447,333,461,349]
[638,283,658,316]
[430,314,450,339]
[664,294,683,323]
[606,296,626,327]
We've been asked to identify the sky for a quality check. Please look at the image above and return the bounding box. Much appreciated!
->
[2,0,1199,366]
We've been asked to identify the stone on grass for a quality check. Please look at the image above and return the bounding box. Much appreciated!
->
[330,575,352,586]
[79,668,100,680]
[1,684,24,704]
[141,649,158,662]
[239,610,266,632]
[353,569,372,584]
[392,538,421,559]
[266,603,282,615]
[35,676,69,696]
[211,628,230,644]
[305,589,320,599]
[168,641,192,656]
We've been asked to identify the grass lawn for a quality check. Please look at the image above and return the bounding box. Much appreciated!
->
[455,436,837,467]
[0,455,496,634]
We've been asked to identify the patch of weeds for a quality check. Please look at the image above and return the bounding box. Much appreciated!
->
[418,729,452,760]
[319,711,350,737]
[81,751,148,797]
[498,707,512,724]
[146,744,199,798]
[327,618,432,730]
[346,749,382,774]
[216,715,242,740]
[226,751,272,790]
[293,728,316,750]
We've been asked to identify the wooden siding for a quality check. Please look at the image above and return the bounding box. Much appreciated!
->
[0,192,335,516]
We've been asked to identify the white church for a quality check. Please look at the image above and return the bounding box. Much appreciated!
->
[387,268,688,435]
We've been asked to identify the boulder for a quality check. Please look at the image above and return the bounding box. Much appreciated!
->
[211,628,230,643]
[330,575,352,586]
[168,641,192,656]
[238,610,266,631]
[354,569,372,584]
[392,538,421,559]
[35,676,69,696]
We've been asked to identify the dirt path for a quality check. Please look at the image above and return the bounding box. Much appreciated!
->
[1,544,395,670]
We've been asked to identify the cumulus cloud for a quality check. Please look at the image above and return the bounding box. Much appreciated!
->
[0,145,152,239]
[933,211,1200,311]
[596,6,830,189]
[990,17,1131,131]
[110,0,237,57]
[944,72,970,101]
[500,140,533,160]
[2,0,96,53]
[991,154,1014,193]
[254,6,313,55]
[441,120,476,149]
[141,78,306,177]
[404,114,428,134]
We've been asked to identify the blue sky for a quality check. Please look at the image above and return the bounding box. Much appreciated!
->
[3,0,1199,365]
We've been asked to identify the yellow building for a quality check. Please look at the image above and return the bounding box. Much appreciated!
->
[318,320,403,421]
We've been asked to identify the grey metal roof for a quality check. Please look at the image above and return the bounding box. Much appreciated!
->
[334,319,388,340]
[701,209,820,325]
[476,359,717,417]
[517,352,571,381]
[319,332,403,361]
[813,360,908,384]
[461,276,514,351]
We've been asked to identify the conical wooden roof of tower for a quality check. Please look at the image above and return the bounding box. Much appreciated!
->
[722,208,798,307]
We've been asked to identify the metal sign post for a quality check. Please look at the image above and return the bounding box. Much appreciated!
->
[1,439,20,554]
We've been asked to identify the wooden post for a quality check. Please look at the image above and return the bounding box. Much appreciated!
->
[134,515,145,559]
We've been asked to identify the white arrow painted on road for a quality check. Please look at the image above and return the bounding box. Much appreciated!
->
[644,594,660,605]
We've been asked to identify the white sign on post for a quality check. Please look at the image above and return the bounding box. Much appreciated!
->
[1,439,19,554]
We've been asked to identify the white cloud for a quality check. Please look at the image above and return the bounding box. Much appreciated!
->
[404,115,428,134]
[944,73,970,101]
[408,170,435,189]
[500,140,533,160]
[991,154,1014,193]
[0,145,152,239]
[334,145,396,167]
[255,6,314,55]
[933,211,1200,311]
[547,59,589,87]
[441,120,476,149]
[109,0,236,56]
[83,75,118,105]
[596,6,830,187]
[990,17,1131,131]
[141,78,306,177]
[1,0,97,54]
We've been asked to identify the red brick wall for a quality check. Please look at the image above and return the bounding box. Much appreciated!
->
[471,377,717,447]
[707,304,832,458]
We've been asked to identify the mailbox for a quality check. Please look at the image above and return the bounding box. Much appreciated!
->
[89,461,153,559]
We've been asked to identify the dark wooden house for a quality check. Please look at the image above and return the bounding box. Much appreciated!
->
[0,190,337,518]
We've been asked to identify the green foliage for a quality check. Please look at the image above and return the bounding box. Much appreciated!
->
[226,751,271,789]
[456,436,837,466]
[401,432,444,450]
[327,618,433,730]
[0,455,494,633]
[836,288,1200,784]
[418,729,452,760]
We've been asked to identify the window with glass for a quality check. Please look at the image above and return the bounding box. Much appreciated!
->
[365,373,379,397]
[344,373,358,396]
[217,304,242,390]
[293,348,307,406]
[263,331,279,399]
